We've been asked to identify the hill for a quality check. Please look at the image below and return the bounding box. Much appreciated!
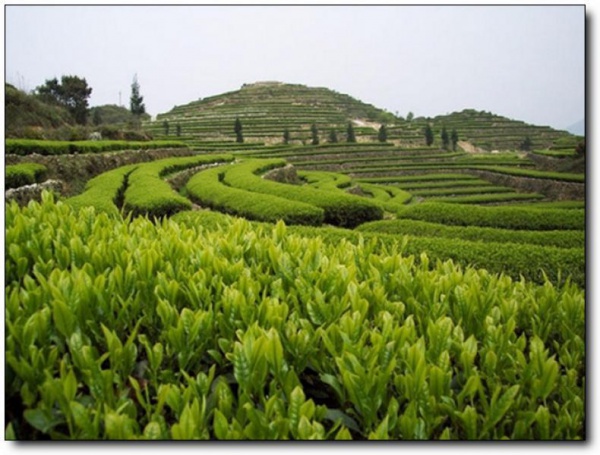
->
[566,119,585,136]
[143,81,398,145]
[143,83,575,152]
[5,83,74,137]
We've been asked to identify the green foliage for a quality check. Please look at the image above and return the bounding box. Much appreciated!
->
[328,129,338,143]
[357,218,584,249]
[5,139,188,156]
[5,83,74,136]
[129,74,145,117]
[346,123,356,143]
[88,104,150,126]
[424,124,434,146]
[123,155,233,218]
[451,129,459,151]
[66,165,139,215]
[311,123,319,145]
[378,124,387,143]
[35,75,92,125]
[224,159,383,228]
[185,165,325,226]
[234,117,244,143]
[396,202,585,231]
[5,195,585,440]
[283,128,290,144]
[441,127,449,150]
[5,163,48,189]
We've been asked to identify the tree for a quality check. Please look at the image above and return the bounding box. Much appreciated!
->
[520,136,532,151]
[36,75,92,125]
[283,128,290,144]
[234,117,244,143]
[424,124,434,146]
[406,111,414,122]
[92,109,102,126]
[378,124,388,143]
[176,123,181,137]
[347,122,356,143]
[451,129,459,151]
[163,120,170,136]
[130,74,145,116]
[311,123,319,145]
[328,129,338,143]
[441,126,449,150]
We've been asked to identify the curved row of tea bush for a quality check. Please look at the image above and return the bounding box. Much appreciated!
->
[358,174,481,184]
[5,163,48,189]
[5,139,189,156]
[357,218,584,250]
[410,186,512,197]
[5,195,585,440]
[223,159,383,228]
[428,192,545,204]
[396,202,585,231]
[185,165,325,226]
[66,164,139,216]
[476,166,585,183]
[122,154,233,218]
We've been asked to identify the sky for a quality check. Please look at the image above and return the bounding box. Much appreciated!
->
[4,3,586,130]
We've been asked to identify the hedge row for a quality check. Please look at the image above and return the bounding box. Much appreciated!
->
[185,165,324,225]
[428,192,545,204]
[288,223,584,288]
[5,139,189,156]
[224,160,383,228]
[359,183,413,212]
[411,186,511,197]
[358,174,480,184]
[357,218,584,249]
[5,163,48,189]
[475,166,585,183]
[66,164,138,216]
[122,154,233,218]
[394,180,493,190]
[396,202,585,231]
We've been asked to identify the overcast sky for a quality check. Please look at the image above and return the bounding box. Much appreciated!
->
[4,4,585,130]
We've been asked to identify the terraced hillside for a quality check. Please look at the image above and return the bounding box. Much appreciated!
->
[144,81,398,145]
[405,109,574,151]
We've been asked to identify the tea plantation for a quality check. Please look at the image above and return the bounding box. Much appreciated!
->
[5,82,585,440]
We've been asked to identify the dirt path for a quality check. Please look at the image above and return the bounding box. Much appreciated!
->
[353,118,382,131]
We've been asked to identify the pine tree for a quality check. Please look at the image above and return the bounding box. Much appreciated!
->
[163,120,170,136]
[328,129,338,143]
[347,122,356,143]
[311,123,319,145]
[130,74,145,116]
[451,129,459,151]
[441,126,449,150]
[424,124,434,146]
[378,124,388,143]
[406,112,414,122]
[283,128,290,144]
[234,117,244,143]
[176,123,181,137]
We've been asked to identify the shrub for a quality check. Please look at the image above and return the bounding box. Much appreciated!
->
[186,166,324,226]
[123,154,233,218]
[396,202,585,231]
[5,139,188,156]
[225,159,383,228]
[5,163,48,189]
[66,164,138,215]
[357,218,584,249]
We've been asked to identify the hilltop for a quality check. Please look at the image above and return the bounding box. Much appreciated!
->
[143,82,576,151]
[144,81,398,145]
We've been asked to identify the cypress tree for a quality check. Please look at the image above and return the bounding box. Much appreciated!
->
[441,126,449,150]
[163,120,170,136]
[451,129,459,151]
[176,123,181,137]
[311,123,319,145]
[328,129,338,143]
[424,124,434,146]
[283,128,290,144]
[234,117,244,143]
[347,122,356,143]
[378,124,388,143]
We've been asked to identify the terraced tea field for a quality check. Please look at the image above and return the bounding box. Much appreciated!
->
[5,82,586,440]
